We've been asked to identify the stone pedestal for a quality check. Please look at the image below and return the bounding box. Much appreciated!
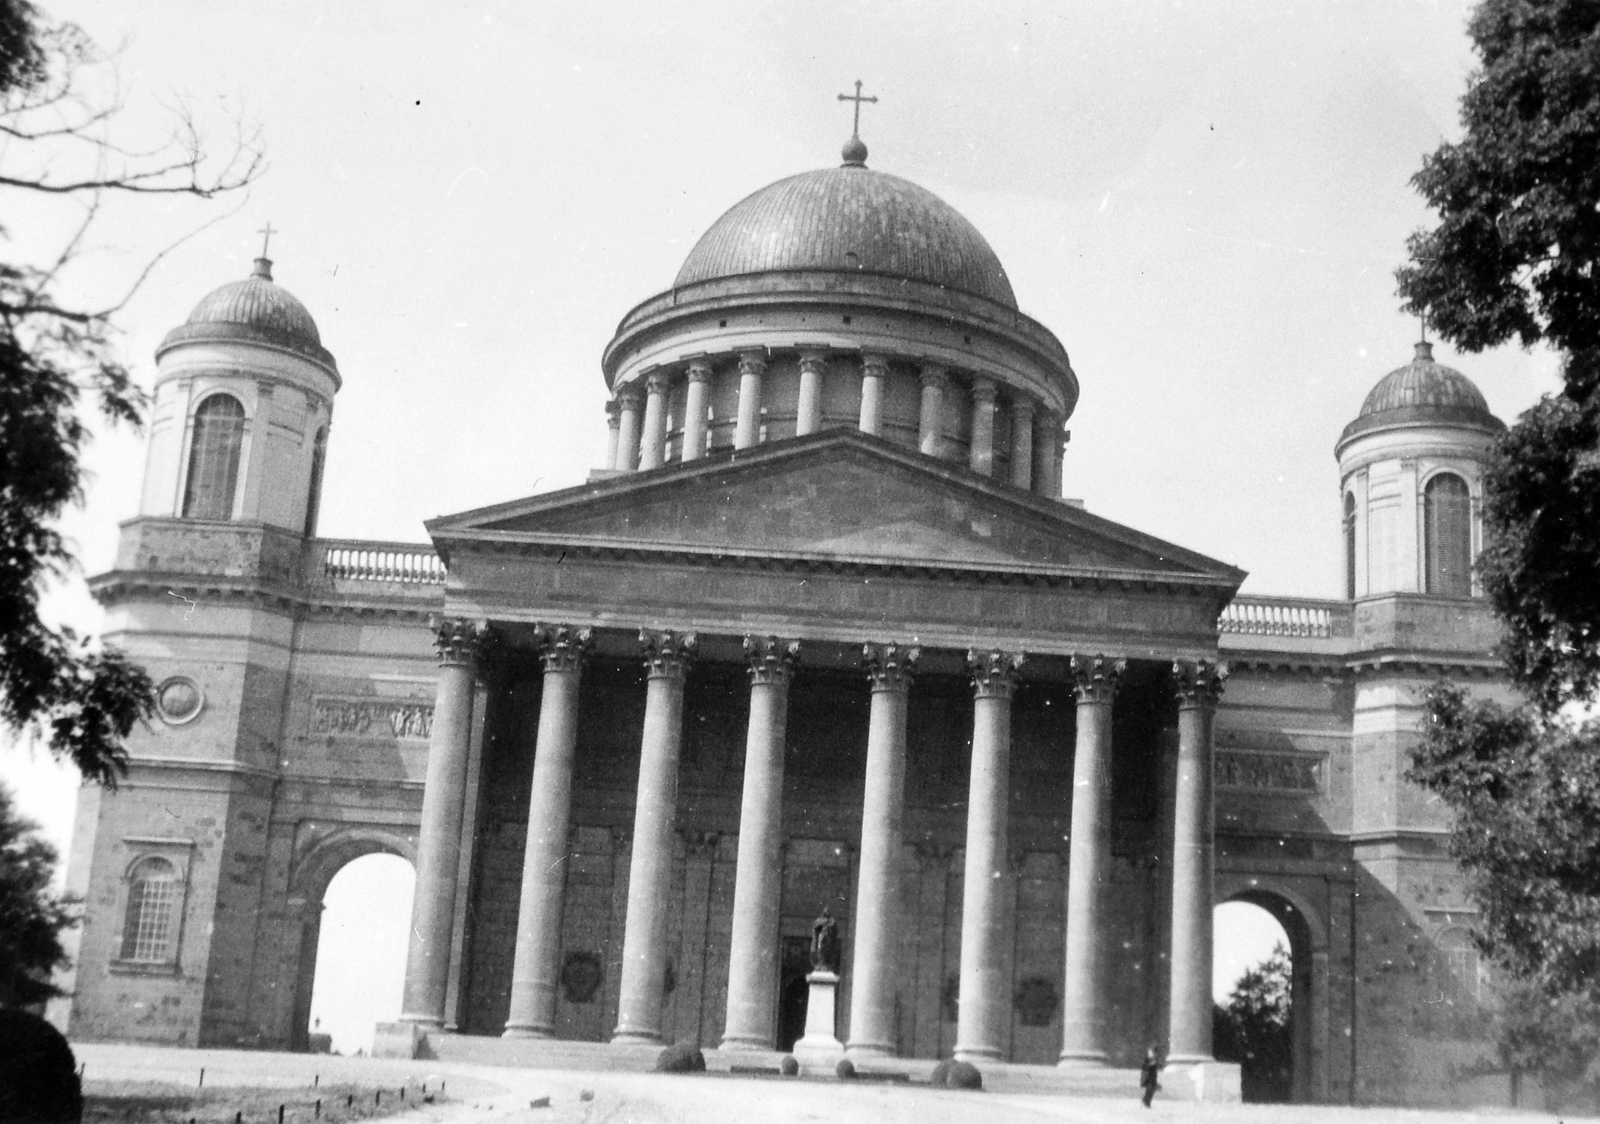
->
[792,971,845,1068]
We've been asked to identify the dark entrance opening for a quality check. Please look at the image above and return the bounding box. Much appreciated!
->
[778,976,809,1052]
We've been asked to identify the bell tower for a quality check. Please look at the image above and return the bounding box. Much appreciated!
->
[139,235,339,536]
[1334,341,1503,600]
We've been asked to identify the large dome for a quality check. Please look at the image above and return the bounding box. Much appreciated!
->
[158,258,335,371]
[1339,342,1501,446]
[674,165,1017,309]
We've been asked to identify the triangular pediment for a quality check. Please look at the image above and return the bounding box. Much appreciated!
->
[427,431,1241,585]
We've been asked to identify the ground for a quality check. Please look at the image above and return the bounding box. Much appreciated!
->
[70,1043,1585,1124]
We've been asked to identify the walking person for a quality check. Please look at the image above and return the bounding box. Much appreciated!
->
[1140,1044,1163,1107]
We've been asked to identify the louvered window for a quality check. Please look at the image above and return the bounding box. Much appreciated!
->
[1424,473,1472,597]
[182,394,245,520]
[121,857,180,962]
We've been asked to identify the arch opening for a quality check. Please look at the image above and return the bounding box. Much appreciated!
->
[1214,894,1311,1103]
[1424,472,1472,596]
[303,851,414,1055]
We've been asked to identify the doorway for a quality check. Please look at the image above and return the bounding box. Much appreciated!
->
[305,852,415,1055]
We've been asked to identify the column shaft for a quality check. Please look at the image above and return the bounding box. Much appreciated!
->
[639,371,670,469]
[722,637,800,1050]
[918,366,947,458]
[504,626,592,1037]
[604,400,621,471]
[858,354,886,436]
[847,642,919,1058]
[1168,661,1226,1063]
[616,389,643,472]
[735,351,765,450]
[612,630,696,1044]
[969,378,998,476]
[1033,409,1059,498]
[954,650,1024,1063]
[797,352,826,436]
[400,619,486,1027]
[1010,399,1035,490]
[682,362,712,462]
[1059,656,1124,1064]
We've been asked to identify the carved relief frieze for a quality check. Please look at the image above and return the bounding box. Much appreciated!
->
[311,696,434,740]
[1216,750,1322,793]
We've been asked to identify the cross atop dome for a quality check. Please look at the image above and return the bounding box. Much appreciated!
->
[252,220,277,281]
[837,80,877,167]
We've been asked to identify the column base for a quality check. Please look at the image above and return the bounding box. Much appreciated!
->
[843,1042,896,1060]
[501,1025,555,1039]
[396,1014,444,1029]
[1057,1049,1111,1067]
[1164,1053,1215,1066]
[610,1029,664,1046]
[952,1046,1002,1063]
[720,1034,772,1052]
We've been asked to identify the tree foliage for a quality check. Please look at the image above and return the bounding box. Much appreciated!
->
[1398,0,1600,705]
[0,782,74,1007]
[0,0,261,784]
[1212,943,1293,1103]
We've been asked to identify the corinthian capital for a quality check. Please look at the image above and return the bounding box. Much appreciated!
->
[744,635,800,686]
[738,350,767,378]
[640,629,696,680]
[861,353,889,380]
[798,350,829,377]
[1069,655,1126,705]
[863,641,919,693]
[432,616,493,667]
[1173,659,1228,709]
[534,623,593,674]
[968,648,1025,699]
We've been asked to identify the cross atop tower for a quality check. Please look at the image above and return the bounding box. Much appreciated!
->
[837,80,877,138]
[258,221,277,260]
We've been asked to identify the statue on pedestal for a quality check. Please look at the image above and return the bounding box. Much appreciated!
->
[810,909,841,975]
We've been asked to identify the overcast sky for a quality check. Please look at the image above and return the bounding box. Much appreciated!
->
[3,0,1558,1021]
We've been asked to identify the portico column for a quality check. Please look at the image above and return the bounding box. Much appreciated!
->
[1059,655,1125,1064]
[682,360,712,462]
[612,629,697,1044]
[858,353,887,436]
[954,649,1025,1063]
[1168,660,1226,1063]
[616,387,643,472]
[735,350,765,449]
[400,617,490,1027]
[604,399,621,471]
[722,636,801,1051]
[847,641,919,1058]
[918,364,947,458]
[1033,408,1060,498]
[504,624,593,1037]
[1010,397,1035,490]
[968,377,998,477]
[797,351,826,437]
[639,370,670,470]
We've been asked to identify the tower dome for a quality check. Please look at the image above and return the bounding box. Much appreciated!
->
[158,257,337,374]
[1336,342,1500,453]
[673,165,1017,309]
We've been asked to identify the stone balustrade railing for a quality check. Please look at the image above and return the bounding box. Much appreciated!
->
[316,540,446,585]
[1218,595,1352,640]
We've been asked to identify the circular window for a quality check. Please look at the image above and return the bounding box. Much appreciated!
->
[156,677,204,725]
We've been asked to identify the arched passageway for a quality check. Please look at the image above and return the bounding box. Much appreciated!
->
[293,841,415,1055]
[1214,893,1313,1103]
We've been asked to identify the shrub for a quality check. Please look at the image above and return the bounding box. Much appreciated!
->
[654,1043,706,1073]
[0,1009,82,1122]
[835,1058,857,1080]
[946,1061,982,1090]
[779,1056,799,1076]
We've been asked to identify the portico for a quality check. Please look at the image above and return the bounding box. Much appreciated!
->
[398,430,1242,1064]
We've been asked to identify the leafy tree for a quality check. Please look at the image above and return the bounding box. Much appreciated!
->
[1212,942,1293,1103]
[0,782,74,1006]
[1397,0,1600,706]
[0,0,260,784]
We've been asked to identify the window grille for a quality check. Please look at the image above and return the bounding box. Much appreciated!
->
[1424,473,1472,597]
[121,857,180,962]
[182,394,246,520]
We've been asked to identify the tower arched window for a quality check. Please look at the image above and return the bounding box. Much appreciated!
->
[182,393,246,520]
[303,426,327,537]
[121,857,180,963]
[1424,472,1472,597]
[1343,492,1357,599]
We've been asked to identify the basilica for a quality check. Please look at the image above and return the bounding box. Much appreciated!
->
[51,129,1514,1106]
